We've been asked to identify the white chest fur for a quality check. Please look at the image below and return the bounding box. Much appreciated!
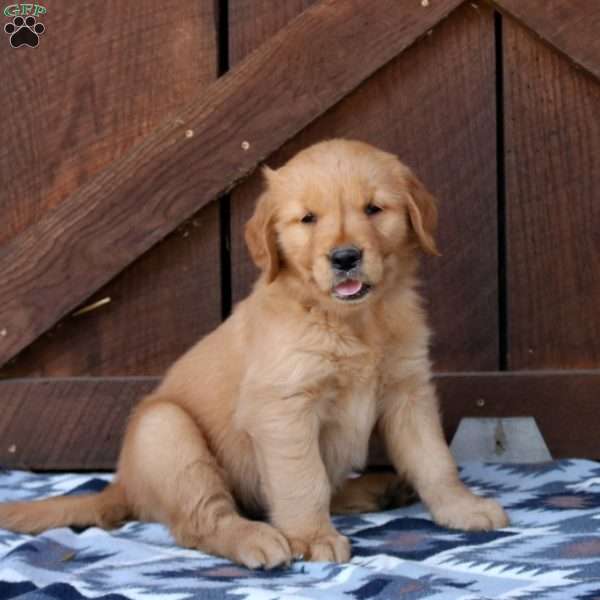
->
[310,330,380,486]
[318,383,378,487]
[288,309,383,486]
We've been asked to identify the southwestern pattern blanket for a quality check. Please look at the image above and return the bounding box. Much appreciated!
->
[0,460,599,599]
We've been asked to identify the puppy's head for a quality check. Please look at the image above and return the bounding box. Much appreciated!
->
[245,139,439,308]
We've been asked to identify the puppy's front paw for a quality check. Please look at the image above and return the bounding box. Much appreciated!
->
[233,521,292,569]
[288,531,351,563]
[431,493,509,531]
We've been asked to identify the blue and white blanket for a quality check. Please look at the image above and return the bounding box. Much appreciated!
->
[1,460,600,599]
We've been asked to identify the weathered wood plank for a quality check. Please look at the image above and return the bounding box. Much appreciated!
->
[503,18,600,368]
[0,1,222,377]
[0,205,222,377]
[438,371,600,459]
[0,0,463,368]
[231,2,499,370]
[228,0,317,310]
[0,0,217,246]
[2,371,598,470]
[493,0,600,82]
[0,378,157,470]
[229,0,316,66]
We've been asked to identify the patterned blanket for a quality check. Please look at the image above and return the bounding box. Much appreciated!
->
[1,460,599,599]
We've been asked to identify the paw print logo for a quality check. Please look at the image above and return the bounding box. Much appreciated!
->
[4,15,45,48]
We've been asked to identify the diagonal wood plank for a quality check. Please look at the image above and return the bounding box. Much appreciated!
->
[492,0,600,81]
[0,0,222,378]
[0,0,463,368]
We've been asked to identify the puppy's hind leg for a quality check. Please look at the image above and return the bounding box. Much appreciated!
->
[331,472,417,515]
[120,398,291,569]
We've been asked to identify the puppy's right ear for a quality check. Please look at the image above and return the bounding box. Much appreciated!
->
[406,173,440,257]
[244,167,280,283]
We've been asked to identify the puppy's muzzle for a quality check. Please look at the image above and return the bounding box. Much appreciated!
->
[329,245,372,302]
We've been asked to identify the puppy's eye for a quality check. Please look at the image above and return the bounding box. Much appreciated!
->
[301,212,317,224]
[365,203,383,216]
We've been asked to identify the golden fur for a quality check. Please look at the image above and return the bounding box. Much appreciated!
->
[0,140,508,568]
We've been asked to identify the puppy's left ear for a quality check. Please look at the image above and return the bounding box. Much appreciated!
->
[406,173,441,257]
[244,167,280,283]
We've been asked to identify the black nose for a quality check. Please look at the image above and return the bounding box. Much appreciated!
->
[330,246,363,271]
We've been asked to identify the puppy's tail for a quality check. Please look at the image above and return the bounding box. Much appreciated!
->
[0,482,130,534]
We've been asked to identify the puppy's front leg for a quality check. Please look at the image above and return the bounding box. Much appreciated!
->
[380,379,508,531]
[246,394,350,563]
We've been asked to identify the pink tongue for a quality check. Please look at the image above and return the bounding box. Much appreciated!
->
[335,279,363,297]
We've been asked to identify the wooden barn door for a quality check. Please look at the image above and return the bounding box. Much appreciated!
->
[0,0,224,467]
[0,1,223,377]
[0,0,598,469]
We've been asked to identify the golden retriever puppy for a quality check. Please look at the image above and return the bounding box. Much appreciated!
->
[0,139,508,568]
